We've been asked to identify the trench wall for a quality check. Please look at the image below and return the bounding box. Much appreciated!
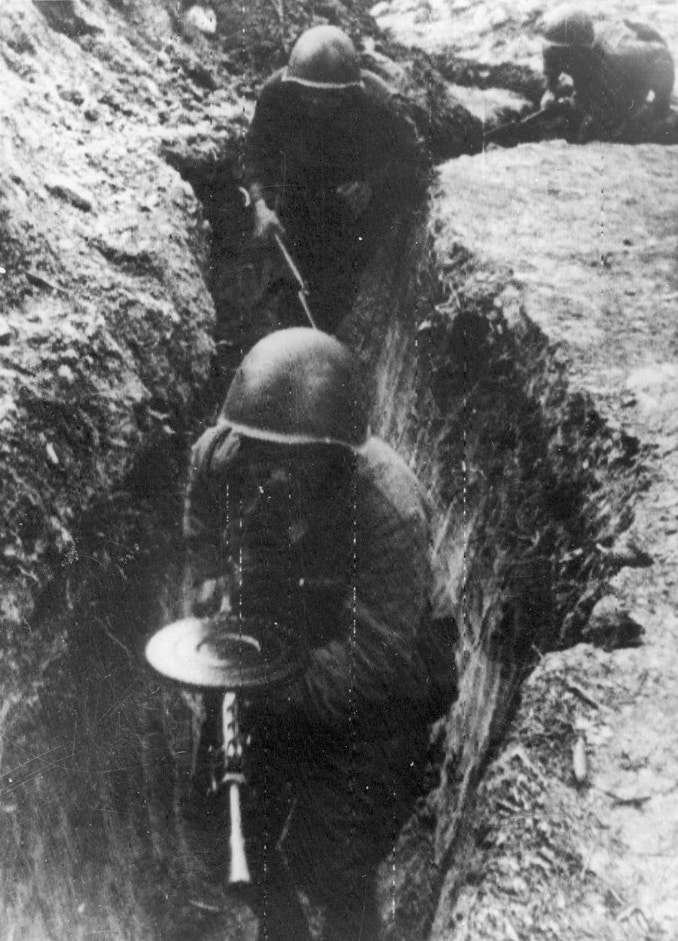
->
[339,197,640,938]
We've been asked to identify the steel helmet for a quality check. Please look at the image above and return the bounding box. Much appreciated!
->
[542,7,595,48]
[220,328,369,449]
[282,25,362,89]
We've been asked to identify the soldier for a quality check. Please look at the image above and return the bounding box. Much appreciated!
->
[540,6,675,142]
[182,328,457,941]
[244,25,427,333]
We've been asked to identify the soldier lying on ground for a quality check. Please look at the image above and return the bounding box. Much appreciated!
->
[244,25,428,333]
[540,6,675,143]
[183,328,457,941]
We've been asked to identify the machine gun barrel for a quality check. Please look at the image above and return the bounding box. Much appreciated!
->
[483,101,573,147]
[221,690,251,884]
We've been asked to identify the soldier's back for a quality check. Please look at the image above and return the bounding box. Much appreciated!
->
[595,21,674,118]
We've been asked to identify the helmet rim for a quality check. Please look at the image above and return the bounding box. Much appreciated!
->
[284,25,362,90]
[542,36,594,50]
[220,327,370,452]
[215,416,370,452]
[281,66,364,90]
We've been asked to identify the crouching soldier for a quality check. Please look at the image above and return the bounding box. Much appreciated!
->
[540,6,675,143]
[244,25,428,333]
[182,328,456,940]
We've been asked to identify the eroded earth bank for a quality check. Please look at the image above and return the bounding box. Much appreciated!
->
[0,1,676,939]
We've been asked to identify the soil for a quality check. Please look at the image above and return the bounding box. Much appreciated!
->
[426,144,678,940]
[372,1,678,938]
[1,1,677,940]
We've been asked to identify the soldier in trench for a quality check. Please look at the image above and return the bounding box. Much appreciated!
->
[182,327,457,941]
[243,24,428,334]
[539,6,675,143]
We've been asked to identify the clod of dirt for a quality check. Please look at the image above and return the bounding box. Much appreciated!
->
[582,595,645,650]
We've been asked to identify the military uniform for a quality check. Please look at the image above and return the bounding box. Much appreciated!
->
[184,428,444,940]
[244,69,426,331]
[543,19,675,142]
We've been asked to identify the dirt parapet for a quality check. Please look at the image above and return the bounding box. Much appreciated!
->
[334,181,644,937]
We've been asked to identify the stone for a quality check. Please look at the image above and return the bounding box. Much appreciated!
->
[45,175,94,212]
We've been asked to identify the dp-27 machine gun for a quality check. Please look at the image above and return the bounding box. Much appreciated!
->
[145,611,306,886]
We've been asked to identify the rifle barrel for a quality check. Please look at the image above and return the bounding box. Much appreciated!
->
[274,234,318,329]
[484,102,571,146]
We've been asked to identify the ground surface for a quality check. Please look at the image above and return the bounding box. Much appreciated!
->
[373,0,678,937]
[373,0,678,74]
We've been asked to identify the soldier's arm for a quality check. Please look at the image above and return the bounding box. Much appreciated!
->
[541,45,576,103]
[300,471,433,724]
[243,73,290,239]
[648,45,675,116]
[361,71,428,197]
[244,75,288,202]
[183,425,240,615]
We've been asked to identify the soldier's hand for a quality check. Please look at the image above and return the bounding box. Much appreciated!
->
[252,199,284,244]
[190,577,226,617]
[540,90,558,110]
[336,180,372,216]
[576,113,596,144]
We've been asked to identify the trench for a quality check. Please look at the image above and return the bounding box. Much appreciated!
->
[0,154,641,941]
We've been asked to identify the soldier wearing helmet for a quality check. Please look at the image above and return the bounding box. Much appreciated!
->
[183,328,456,940]
[244,25,427,333]
[540,6,675,142]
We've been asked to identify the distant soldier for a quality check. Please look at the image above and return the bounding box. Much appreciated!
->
[540,6,675,142]
[244,25,427,332]
[183,328,457,941]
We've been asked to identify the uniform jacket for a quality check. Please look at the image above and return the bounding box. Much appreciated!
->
[244,68,426,216]
[544,21,674,137]
[183,426,432,726]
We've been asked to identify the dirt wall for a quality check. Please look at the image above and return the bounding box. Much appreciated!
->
[336,197,642,937]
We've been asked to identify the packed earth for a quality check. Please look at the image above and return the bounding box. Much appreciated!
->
[0,1,676,939]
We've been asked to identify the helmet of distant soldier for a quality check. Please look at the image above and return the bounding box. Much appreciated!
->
[283,25,362,89]
[541,6,595,48]
[220,327,369,450]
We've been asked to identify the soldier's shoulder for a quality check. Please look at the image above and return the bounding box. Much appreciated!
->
[361,69,398,105]
[190,424,240,475]
[257,68,288,98]
[358,437,428,524]
[621,19,668,47]
[598,20,669,57]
